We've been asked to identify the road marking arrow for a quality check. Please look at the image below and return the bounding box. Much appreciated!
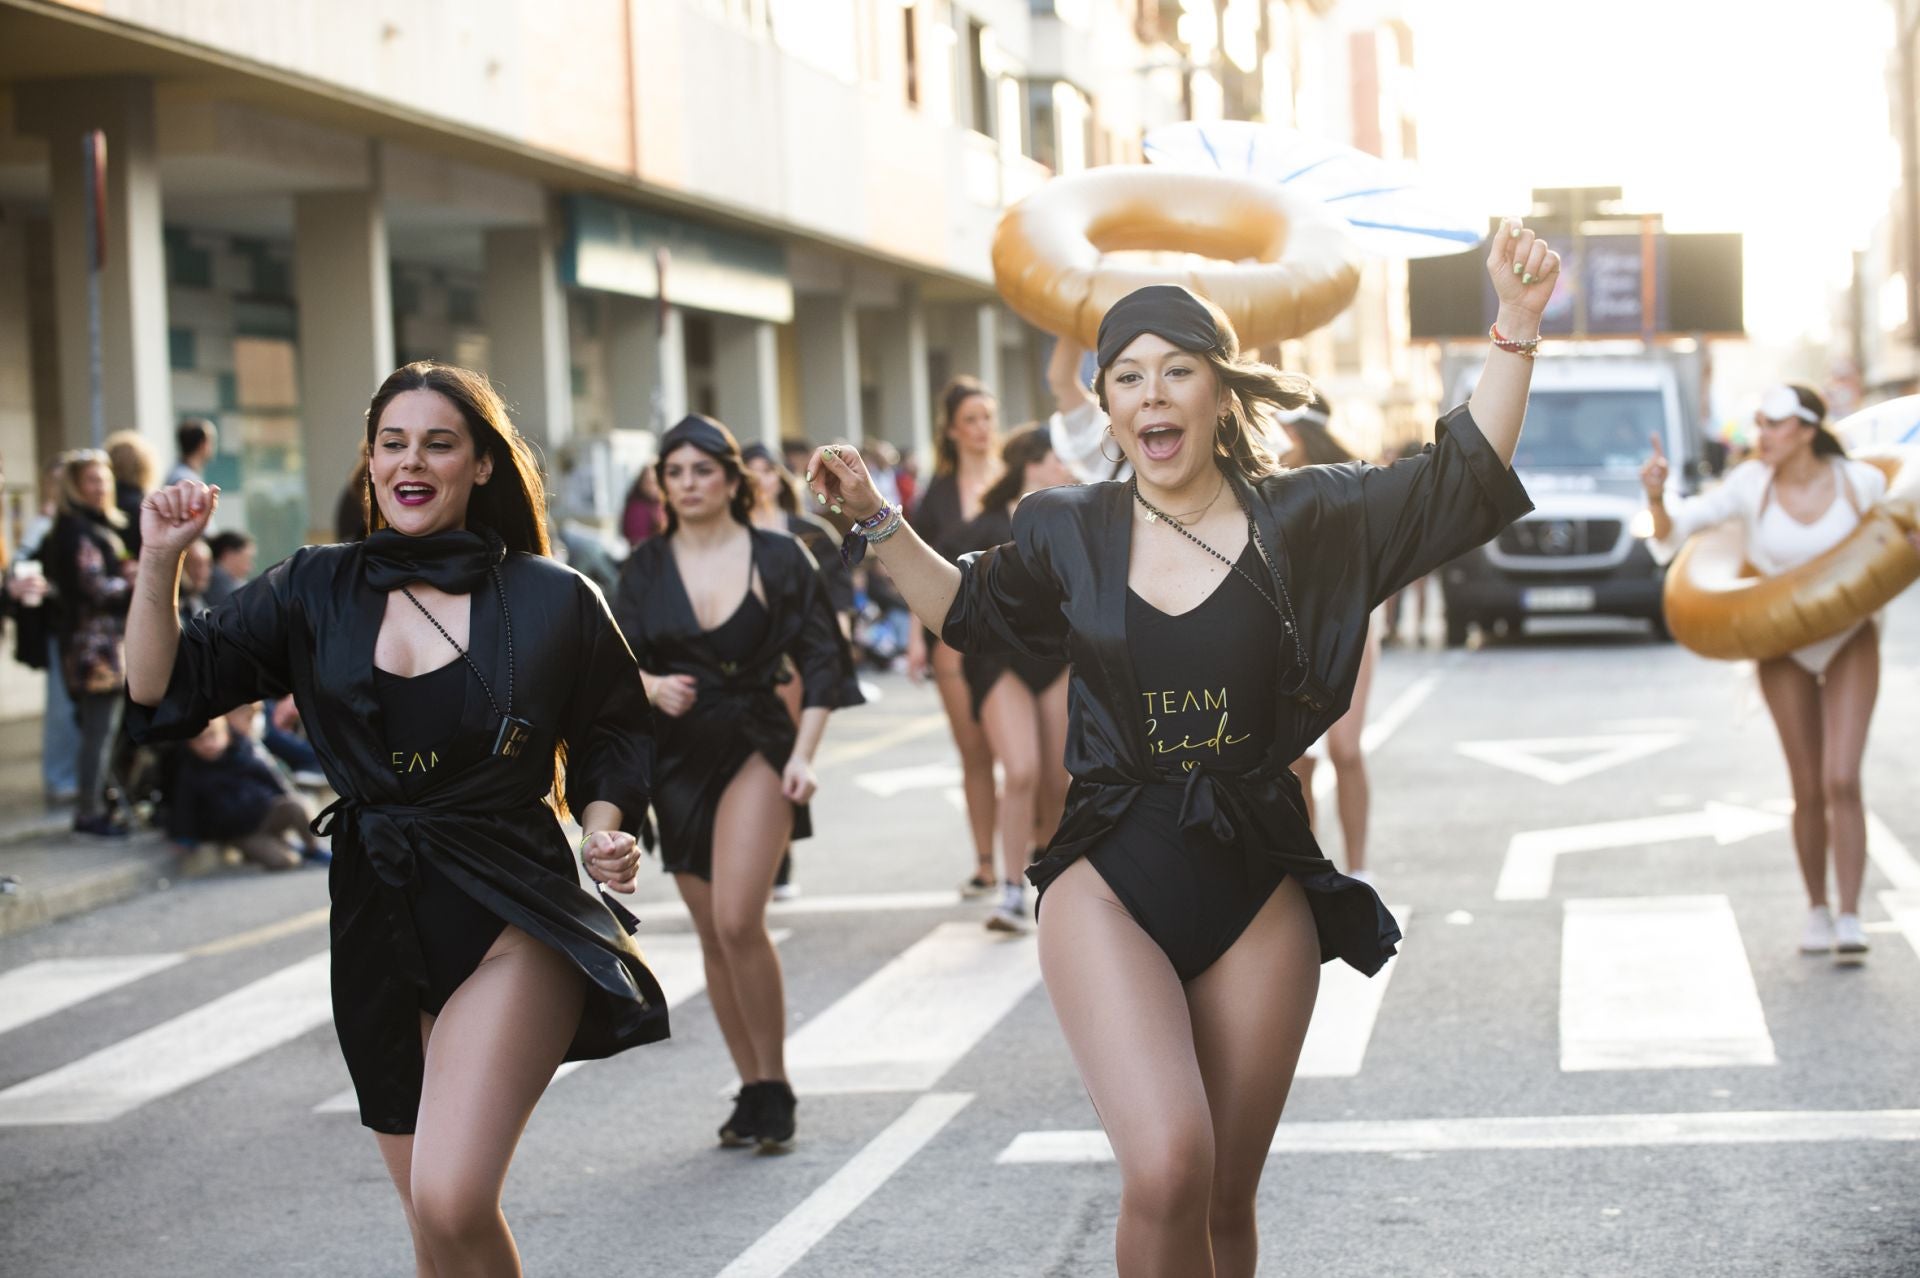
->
[1495,802,1788,900]
[1455,732,1687,786]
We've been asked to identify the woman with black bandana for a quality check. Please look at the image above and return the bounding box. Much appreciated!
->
[125,362,666,1277]
[614,415,863,1153]
[810,222,1557,1277]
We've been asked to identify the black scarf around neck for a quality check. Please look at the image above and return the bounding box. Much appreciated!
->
[361,527,503,594]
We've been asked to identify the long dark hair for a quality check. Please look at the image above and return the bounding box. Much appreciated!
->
[743,443,802,516]
[362,362,551,556]
[1094,294,1312,481]
[935,376,997,477]
[1284,393,1357,466]
[1782,382,1846,459]
[980,424,1054,512]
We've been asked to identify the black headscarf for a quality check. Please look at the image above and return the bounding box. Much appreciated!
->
[659,414,744,468]
[1095,284,1226,368]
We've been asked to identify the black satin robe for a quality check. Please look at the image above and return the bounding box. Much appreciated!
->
[942,404,1533,975]
[126,545,670,1133]
[613,528,864,873]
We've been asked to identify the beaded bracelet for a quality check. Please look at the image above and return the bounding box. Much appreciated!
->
[1489,323,1540,359]
[839,505,905,567]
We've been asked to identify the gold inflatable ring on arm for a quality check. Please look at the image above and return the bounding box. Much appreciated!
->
[1663,448,1920,661]
[991,167,1363,352]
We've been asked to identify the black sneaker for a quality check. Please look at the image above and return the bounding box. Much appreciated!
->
[757,1080,797,1154]
[73,814,130,839]
[719,1083,764,1148]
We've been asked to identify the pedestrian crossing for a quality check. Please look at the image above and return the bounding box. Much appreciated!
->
[0,887,1914,1131]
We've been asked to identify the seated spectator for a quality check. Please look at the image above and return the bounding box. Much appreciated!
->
[204,530,255,606]
[231,699,326,789]
[167,712,327,870]
[178,539,213,624]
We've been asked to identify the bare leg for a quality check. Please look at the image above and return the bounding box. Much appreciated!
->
[1757,657,1828,906]
[231,831,301,871]
[978,673,1042,888]
[1817,626,1879,915]
[1326,625,1378,874]
[375,1012,440,1278]
[408,926,585,1277]
[707,754,794,1083]
[674,874,757,1083]
[1039,860,1215,1277]
[1186,879,1322,1278]
[1033,671,1071,848]
[932,640,997,883]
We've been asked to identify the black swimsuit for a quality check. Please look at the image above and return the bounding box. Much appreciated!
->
[1082,543,1286,981]
[653,563,774,880]
[374,659,505,1014]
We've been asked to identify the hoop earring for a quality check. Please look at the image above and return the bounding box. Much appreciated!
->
[1100,434,1125,465]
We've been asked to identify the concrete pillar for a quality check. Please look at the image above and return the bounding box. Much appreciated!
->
[943,301,1002,394]
[0,221,36,474]
[294,188,393,543]
[712,315,781,449]
[21,79,171,455]
[607,295,687,434]
[794,293,862,444]
[873,288,931,468]
[484,224,572,452]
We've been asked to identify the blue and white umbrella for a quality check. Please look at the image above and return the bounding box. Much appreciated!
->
[1143,120,1483,260]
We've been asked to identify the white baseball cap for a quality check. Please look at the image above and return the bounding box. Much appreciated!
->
[1757,385,1819,424]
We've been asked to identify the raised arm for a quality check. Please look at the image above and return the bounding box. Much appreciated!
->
[807,446,961,637]
[1047,336,1096,418]
[126,481,219,705]
[1467,219,1562,466]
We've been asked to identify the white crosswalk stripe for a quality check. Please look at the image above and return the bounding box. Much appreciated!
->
[1559,895,1776,1072]
[1296,906,1409,1078]
[0,954,186,1039]
[0,952,331,1126]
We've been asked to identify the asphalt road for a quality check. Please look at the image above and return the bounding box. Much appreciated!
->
[3,594,1917,1277]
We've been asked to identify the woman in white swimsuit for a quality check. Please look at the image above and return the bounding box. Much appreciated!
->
[1642,383,1911,962]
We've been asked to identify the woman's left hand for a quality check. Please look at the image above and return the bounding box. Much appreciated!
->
[781,756,817,805]
[581,829,641,894]
[1487,217,1562,320]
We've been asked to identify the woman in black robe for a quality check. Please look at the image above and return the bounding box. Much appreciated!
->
[951,424,1075,933]
[125,362,666,1277]
[614,415,863,1153]
[809,222,1559,1277]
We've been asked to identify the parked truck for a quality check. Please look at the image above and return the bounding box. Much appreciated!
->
[1435,343,1712,645]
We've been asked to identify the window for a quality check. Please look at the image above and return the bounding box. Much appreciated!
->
[969,19,993,136]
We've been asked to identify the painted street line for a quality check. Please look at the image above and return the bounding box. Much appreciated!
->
[1560,896,1775,1072]
[818,713,948,768]
[1455,732,1687,786]
[1312,669,1444,805]
[1495,802,1787,901]
[184,907,330,958]
[716,1092,973,1278]
[995,1108,1920,1163]
[313,932,787,1113]
[1297,905,1409,1078]
[1881,890,1920,961]
[1866,809,1920,890]
[853,762,964,799]
[0,952,331,1126]
[615,889,970,924]
[0,954,186,1039]
[782,922,1040,1094]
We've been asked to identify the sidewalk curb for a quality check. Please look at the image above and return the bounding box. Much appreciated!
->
[0,840,221,940]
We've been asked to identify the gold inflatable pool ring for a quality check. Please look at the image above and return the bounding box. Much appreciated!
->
[991,167,1363,352]
[1663,448,1920,661]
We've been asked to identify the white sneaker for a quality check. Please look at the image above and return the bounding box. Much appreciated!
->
[986,884,1029,934]
[1799,906,1834,955]
[770,882,799,903]
[1833,913,1869,964]
[1348,867,1376,887]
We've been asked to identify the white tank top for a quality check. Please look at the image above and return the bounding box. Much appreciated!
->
[1747,463,1863,577]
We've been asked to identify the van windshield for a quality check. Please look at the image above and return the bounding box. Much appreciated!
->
[1512,389,1667,471]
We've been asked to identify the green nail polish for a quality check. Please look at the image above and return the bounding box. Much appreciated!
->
[1513,262,1523,275]
[1523,273,1536,285]
[830,504,842,515]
